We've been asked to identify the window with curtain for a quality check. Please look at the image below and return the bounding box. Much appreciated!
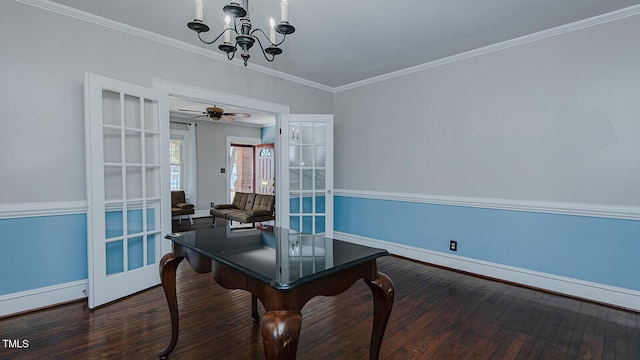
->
[170,124,198,205]
[169,139,183,190]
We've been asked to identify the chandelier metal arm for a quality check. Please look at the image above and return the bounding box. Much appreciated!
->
[250,28,286,47]
[196,28,235,45]
[253,36,277,62]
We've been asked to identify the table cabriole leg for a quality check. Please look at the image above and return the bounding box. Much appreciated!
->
[365,271,394,360]
[252,294,260,323]
[159,253,184,360]
[261,311,302,360]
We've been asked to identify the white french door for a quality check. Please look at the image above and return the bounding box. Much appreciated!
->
[277,115,334,237]
[85,73,171,309]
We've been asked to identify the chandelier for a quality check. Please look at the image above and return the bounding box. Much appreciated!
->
[188,0,295,66]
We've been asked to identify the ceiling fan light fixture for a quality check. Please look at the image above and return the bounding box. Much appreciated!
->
[178,106,250,122]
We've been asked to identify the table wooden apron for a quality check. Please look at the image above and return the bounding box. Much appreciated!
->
[158,242,394,359]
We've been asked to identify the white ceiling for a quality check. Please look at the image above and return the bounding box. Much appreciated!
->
[49,0,640,88]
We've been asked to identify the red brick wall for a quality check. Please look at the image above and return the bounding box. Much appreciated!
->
[234,146,253,192]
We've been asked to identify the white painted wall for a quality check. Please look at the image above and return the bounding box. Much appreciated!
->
[334,13,640,207]
[0,1,332,205]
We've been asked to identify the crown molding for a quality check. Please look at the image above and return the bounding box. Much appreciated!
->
[335,189,640,221]
[333,4,640,93]
[14,0,640,95]
[14,0,334,93]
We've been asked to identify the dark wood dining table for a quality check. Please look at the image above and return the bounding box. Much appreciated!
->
[160,226,394,359]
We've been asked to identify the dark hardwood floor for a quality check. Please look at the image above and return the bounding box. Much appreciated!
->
[1,217,638,359]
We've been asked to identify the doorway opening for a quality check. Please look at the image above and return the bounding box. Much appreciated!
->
[229,143,255,202]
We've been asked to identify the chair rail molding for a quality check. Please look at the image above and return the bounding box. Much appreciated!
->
[334,189,640,221]
[0,201,88,219]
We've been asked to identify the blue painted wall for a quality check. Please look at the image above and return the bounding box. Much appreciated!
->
[261,126,276,144]
[2,197,637,301]
[335,196,640,291]
[0,214,88,296]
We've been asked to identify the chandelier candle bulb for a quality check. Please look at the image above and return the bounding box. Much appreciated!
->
[270,18,276,43]
[281,0,288,22]
[195,0,203,21]
[224,15,231,43]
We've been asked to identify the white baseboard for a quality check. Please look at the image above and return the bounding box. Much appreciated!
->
[0,280,88,317]
[335,231,640,312]
[194,210,212,218]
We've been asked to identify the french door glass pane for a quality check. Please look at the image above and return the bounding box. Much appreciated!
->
[314,122,326,144]
[147,234,157,265]
[314,146,326,167]
[301,146,313,167]
[127,236,144,270]
[146,167,160,198]
[289,123,300,144]
[289,169,300,190]
[146,200,160,231]
[302,216,312,233]
[315,170,325,190]
[106,240,124,275]
[315,194,325,213]
[124,95,141,129]
[102,90,121,126]
[127,202,143,235]
[300,123,313,144]
[105,204,124,239]
[144,99,157,131]
[126,167,143,199]
[290,215,300,232]
[103,128,122,163]
[289,146,300,167]
[290,193,300,213]
[315,216,325,233]
[125,131,142,163]
[302,169,313,190]
[104,166,123,200]
[145,134,159,164]
[302,195,312,213]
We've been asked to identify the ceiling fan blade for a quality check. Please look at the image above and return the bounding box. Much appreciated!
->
[224,113,250,118]
[221,115,235,121]
[191,114,209,119]
[178,109,206,113]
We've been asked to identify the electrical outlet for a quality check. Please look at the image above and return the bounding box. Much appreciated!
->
[210,202,215,208]
[450,240,457,252]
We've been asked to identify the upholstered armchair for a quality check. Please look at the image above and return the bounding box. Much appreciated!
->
[171,191,195,226]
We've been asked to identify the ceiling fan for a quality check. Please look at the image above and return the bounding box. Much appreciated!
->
[177,106,251,121]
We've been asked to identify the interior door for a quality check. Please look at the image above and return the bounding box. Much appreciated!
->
[85,73,170,309]
[277,115,333,237]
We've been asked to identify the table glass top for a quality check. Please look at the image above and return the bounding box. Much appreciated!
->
[165,227,388,289]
